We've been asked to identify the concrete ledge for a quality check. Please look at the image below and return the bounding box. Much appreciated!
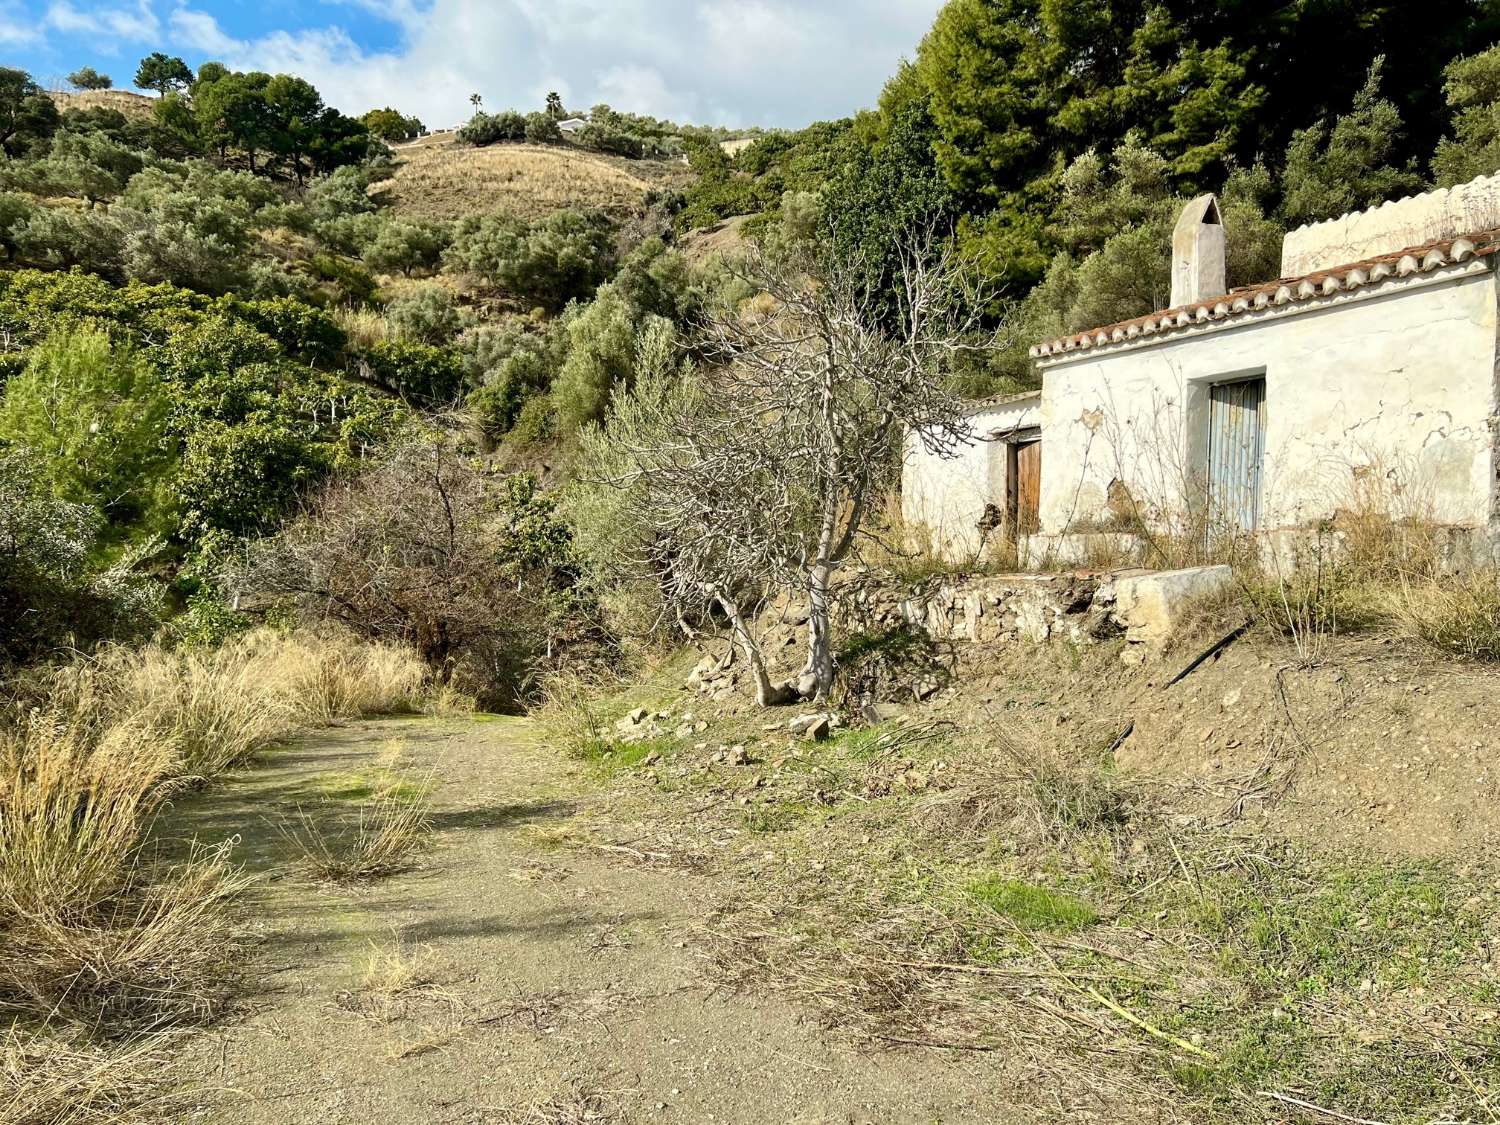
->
[1112,565,1233,648]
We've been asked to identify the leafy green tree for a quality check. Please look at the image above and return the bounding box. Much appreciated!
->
[0,325,174,531]
[1433,44,1500,186]
[0,68,61,159]
[361,107,423,140]
[264,73,324,183]
[134,53,193,96]
[1278,59,1424,228]
[68,66,113,91]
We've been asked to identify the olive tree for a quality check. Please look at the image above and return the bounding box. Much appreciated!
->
[579,230,989,705]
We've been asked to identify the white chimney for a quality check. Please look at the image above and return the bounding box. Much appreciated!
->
[1171,194,1226,307]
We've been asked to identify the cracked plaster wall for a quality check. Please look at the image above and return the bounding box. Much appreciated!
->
[1033,269,1500,535]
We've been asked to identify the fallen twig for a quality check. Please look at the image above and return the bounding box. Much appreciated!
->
[1259,1090,1391,1125]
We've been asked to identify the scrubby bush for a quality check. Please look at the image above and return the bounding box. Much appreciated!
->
[384,285,463,344]
[457,110,526,145]
[464,320,568,444]
[238,440,588,708]
[310,253,378,303]
[306,163,377,220]
[552,292,675,433]
[314,210,383,255]
[363,218,449,277]
[446,208,615,310]
[121,218,248,294]
[11,207,126,275]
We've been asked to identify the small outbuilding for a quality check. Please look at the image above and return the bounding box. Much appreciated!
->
[905,172,1500,567]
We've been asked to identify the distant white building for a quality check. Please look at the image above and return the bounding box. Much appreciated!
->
[557,117,589,135]
[906,172,1500,567]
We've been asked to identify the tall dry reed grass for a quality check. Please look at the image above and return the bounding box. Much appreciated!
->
[0,629,431,1122]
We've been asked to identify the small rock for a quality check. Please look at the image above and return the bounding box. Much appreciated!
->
[1221,688,1243,709]
[641,750,661,767]
[803,715,832,742]
[729,744,749,765]
[694,720,709,733]
[628,707,648,724]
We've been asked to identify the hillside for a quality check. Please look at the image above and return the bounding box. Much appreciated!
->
[46,88,155,117]
[372,136,696,222]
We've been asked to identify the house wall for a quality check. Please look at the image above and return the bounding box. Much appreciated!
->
[902,398,1040,561]
[1282,171,1500,276]
[1035,266,1500,539]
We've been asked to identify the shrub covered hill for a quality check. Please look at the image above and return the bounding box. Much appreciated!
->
[6,1,1500,705]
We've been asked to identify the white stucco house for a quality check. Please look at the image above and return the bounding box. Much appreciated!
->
[905,171,1500,566]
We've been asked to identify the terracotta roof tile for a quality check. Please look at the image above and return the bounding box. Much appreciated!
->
[1030,229,1500,361]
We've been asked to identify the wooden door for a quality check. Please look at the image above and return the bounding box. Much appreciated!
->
[1207,378,1265,532]
[1012,439,1041,537]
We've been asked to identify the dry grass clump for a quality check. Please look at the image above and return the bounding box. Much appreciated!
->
[373,140,675,222]
[278,787,433,882]
[0,629,431,1118]
[332,306,390,351]
[0,1026,169,1125]
[1386,569,1500,659]
[25,629,426,777]
[0,706,249,1031]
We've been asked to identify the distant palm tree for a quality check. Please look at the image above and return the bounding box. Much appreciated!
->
[545,91,564,119]
[469,92,482,111]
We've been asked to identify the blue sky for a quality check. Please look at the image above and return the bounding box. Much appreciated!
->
[0,1,944,129]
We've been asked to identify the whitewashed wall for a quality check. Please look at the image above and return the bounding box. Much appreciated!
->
[1035,266,1500,536]
[902,397,1040,561]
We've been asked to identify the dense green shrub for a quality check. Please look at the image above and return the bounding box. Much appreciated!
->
[446,209,615,310]
[363,219,449,276]
[458,110,527,145]
[360,339,465,405]
[0,450,159,665]
[0,326,175,533]
[385,285,463,344]
[524,112,561,144]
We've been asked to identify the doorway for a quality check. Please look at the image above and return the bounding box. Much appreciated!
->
[1206,377,1266,532]
[1007,437,1042,538]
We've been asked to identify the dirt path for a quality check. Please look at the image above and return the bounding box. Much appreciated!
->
[165,716,1016,1125]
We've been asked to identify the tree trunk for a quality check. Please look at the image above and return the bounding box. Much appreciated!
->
[715,590,796,707]
[798,561,835,701]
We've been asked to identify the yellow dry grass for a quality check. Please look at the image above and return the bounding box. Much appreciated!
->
[371,138,690,222]
[0,629,435,1121]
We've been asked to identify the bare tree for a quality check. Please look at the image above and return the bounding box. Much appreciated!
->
[577,229,992,705]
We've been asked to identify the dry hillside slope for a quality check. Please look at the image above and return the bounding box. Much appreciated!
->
[373,137,694,223]
[46,89,155,117]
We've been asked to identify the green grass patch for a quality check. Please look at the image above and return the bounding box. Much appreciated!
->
[966,875,1098,932]
[567,734,676,777]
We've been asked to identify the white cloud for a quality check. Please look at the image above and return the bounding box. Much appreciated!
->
[20,0,943,128]
[45,0,158,42]
[166,7,237,54]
